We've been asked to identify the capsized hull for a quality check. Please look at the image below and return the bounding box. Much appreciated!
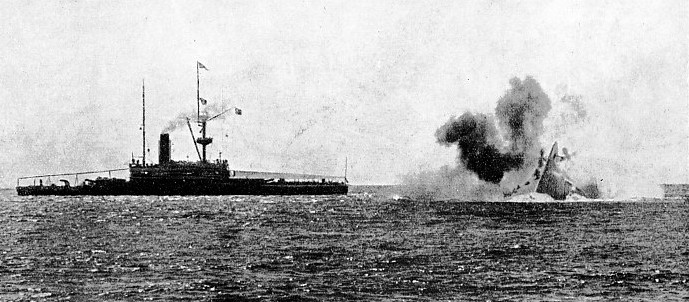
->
[506,142,596,201]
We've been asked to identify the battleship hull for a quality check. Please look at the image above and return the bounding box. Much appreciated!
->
[534,142,574,200]
[506,142,597,201]
[16,179,348,196]
[17,134,348,196]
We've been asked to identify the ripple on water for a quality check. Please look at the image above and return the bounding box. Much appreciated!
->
[0,190,687,301]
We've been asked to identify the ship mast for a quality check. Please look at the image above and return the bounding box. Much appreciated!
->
[197,62,200,123]
[344,156,348,183]
[194,62,235,163]
[142,79,146,166]
[196,61,212,163]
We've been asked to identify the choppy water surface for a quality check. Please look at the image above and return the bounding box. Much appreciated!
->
[0,190,687,301]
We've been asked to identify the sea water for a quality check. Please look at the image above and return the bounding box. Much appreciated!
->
[0,189,687,301]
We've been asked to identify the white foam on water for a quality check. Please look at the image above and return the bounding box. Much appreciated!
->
[503,192,555,203]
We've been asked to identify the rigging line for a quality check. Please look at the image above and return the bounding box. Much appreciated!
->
[18,168,129,180]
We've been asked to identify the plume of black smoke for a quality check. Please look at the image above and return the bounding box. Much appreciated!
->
[495,77,552,155]
[435,112,522,183]
[436,76,551,185]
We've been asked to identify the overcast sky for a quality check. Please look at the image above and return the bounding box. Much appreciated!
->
[1,1,686,195]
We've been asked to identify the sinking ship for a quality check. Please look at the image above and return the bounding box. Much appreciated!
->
[16,63,348,196]
[505,142,597,200]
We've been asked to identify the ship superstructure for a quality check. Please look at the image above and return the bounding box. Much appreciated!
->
[16,62,348,196]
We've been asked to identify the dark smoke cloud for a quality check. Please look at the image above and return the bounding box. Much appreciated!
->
[495,77,552,154]
[436,112,522,183]
[437,76,551,184]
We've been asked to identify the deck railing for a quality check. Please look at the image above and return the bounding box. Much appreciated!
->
[17,168,129,187]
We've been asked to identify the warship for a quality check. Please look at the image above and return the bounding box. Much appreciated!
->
[505,142,598,200]
[16,62,348,196]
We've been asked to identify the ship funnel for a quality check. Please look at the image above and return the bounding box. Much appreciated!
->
[159,133,171,164]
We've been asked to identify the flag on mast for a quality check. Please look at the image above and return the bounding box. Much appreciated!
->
[197,61,209,71]
[199,97,208,105]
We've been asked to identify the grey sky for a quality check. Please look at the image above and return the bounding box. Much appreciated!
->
[1,1,686,196]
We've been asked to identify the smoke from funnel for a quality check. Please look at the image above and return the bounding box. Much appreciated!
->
[162,103,232,133]
[436,76,551,184]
